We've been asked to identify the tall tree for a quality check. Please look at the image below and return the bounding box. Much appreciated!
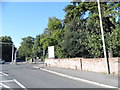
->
[17,36,34,61]
[63,1,120,57]
[62,18,89,58]
[32,35,43,60]
[86,2,120,57]
[40,17,63,58]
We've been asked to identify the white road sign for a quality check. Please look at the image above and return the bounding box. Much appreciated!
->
[48,46,55,58]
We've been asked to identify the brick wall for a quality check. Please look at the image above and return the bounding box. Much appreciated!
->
[45,57,119,74]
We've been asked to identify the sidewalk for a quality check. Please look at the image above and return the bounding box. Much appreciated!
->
[33,64,119,88]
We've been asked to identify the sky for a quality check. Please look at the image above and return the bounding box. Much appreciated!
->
[1,2,70,48]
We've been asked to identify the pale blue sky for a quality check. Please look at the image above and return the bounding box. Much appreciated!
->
[2,2,70,48]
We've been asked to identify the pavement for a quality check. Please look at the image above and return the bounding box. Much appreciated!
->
[33,64,119,88]
[1,63,110,88]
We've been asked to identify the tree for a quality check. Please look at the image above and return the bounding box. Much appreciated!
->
[106,26,120,56]
[0,36,13,43]
[40,17,63,58]
[63,1,120,58]
[32,35,43,59]
[17,1,120,59]
[17,36,34,61]
[48,17,62,32]
[86,2,120,57]
[62,18,89,58]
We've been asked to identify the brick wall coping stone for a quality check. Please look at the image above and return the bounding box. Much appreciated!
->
[45,57,120,60]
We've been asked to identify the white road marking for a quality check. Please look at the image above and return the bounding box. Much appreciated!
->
[0,71,26,89]
[13,79,26,88]
[0,83,10,88]
[1,79,26,89]
[33,66,40,69]
[40,68,117,88]
[1,80,14,83]
[0,72,8,76]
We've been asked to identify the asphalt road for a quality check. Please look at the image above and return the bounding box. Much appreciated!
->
[0,63,114,88]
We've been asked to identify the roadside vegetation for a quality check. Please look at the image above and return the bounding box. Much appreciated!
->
[17,1,120,60]
[1,1,120,61]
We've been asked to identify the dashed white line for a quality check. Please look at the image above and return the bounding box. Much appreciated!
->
[13,79,26,88]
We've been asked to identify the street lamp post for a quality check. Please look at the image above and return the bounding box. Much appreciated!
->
[97,0,110,74]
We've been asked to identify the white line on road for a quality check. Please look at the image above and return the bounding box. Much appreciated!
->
[0,72,8,76]
[33,66,40,69]
[40,68,117,88]
[13,79,26,88]
[0,83,10,88]
[1,80,14,83]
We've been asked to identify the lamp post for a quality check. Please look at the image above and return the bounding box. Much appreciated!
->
[97,0,110,74]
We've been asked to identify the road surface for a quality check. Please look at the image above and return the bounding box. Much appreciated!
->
[0,63,116,89]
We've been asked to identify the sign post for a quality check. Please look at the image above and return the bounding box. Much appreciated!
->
[48,46,55,59]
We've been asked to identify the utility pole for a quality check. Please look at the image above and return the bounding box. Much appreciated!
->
[97,0,110,74]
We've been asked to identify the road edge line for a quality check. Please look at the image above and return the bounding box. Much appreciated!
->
[40,68,117,88]
[13,79,26,88]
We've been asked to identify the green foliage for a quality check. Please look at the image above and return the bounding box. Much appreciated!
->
[39,17,63,58]
[17,2,120,59]
[17,36,34,60]
[0,36,13,43]
[62,2,120,58]
[62,18,89,58]
[85,2,119,57]
[87,34,103,57]
[48,17,62,31]
[106,26,120,56]
[32,35,42,58]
